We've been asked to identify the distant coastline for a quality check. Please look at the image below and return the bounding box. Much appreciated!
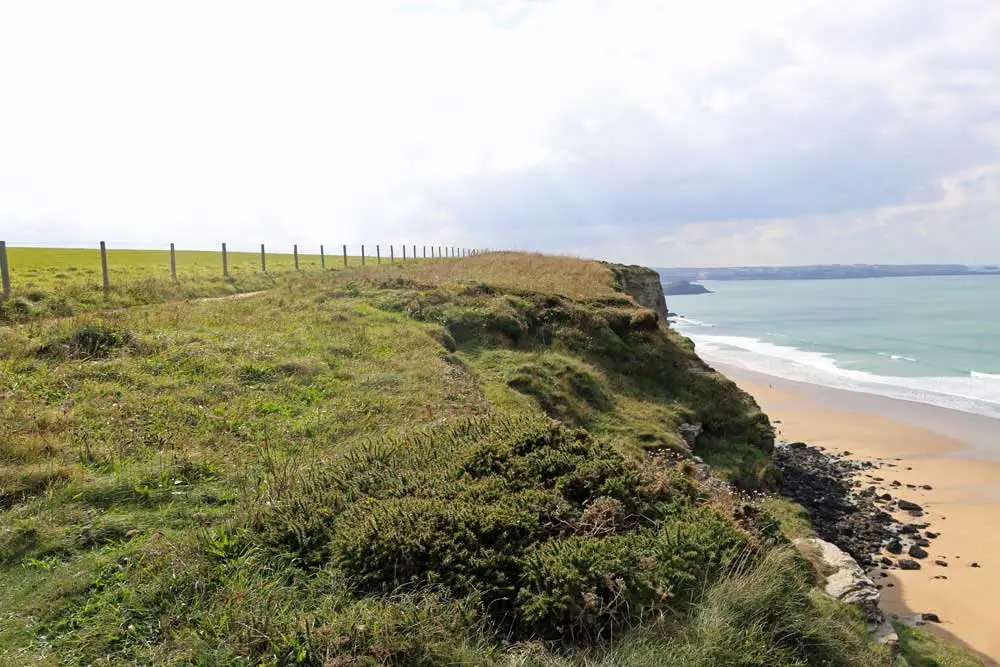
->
[658,263,1000,281]
[663,280,711,295]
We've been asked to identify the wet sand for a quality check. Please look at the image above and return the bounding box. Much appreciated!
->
[716,363,1000,665]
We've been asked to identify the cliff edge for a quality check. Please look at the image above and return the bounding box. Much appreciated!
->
[606,262,670,321]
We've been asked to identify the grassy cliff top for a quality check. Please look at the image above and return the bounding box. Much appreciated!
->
[0,252,892,666]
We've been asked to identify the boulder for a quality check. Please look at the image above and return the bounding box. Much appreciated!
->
[677,422,703,448]
[796,537,881,623]
[898,559,921,570]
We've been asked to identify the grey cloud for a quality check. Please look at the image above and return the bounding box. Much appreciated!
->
[416,5,1000,260]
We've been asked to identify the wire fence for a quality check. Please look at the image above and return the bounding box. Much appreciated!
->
[0,240,490,297]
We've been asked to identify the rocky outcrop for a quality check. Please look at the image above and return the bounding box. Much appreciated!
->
[795,538,898,650]
[664,280,712,296]
[798,538,880,612]
[607,263,669,321]
[677,422,703,448]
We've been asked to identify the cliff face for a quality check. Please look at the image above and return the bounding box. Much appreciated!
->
[607,263,670,321]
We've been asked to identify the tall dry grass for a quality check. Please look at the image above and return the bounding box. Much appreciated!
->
[364,251,619,300]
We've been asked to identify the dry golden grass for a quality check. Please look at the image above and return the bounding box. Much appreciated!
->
[368,251,619,300]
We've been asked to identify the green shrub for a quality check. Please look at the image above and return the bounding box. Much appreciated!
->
[601,308,634,338]
[0,296,35,322]
[35,322,136,359]
[630,308,660,331]
[332,493,549,607]
[252,416,754,642]
[44,294,76,316]
[519,507,749,640]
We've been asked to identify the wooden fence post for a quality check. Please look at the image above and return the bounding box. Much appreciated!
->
[0,241,10,298]
[423,245,426,258]
[320,245,325,269]
[376,245,381,264]
[294,244,299,270]
[361,245,366,266]
[260,244,267,272]
[412,244,416,259]
[170,243,177,279]
[100,241,110,293]
[402,245,407,260]
[390,245,394,263]
[222,243,229,277]
[343,244,348,267]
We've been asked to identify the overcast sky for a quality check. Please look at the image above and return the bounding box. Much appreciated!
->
[1,0,998,266]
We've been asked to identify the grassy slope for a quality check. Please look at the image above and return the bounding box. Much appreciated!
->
[1,252,891,665]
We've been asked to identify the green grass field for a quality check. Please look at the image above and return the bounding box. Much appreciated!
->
[0,245,456,323]
[0,252,978,665]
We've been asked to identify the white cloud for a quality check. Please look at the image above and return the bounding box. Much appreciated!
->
[0,0,998,262]
[646,164,1000,266]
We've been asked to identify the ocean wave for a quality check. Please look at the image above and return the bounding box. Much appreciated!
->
[689,333,1000,420]
[673,316,715,328]
[876,352,918,362]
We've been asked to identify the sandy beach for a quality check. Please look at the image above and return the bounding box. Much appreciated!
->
[716,363,1000,665]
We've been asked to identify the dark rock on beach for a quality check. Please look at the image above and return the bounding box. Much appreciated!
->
[773,442,899,567]
[908,545,929,559]
[899,559,922,570]
[897,499,922,512]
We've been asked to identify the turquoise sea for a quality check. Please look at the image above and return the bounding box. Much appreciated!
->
[667,275,1000,420]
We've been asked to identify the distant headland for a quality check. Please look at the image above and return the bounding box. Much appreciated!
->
[657,263,1000,282]
[663,280,711,295]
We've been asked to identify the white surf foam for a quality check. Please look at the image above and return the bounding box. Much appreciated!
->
[876,352,918,362]
[673,316,715,327]
[680,331,1000,420]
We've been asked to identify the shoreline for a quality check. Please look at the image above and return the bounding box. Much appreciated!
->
[713,361,1000,665]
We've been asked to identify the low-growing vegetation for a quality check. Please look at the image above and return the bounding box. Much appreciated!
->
[0,252,896,665]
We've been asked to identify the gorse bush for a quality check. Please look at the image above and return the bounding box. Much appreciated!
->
[514,548,891,667]
[251,415,754,640]
[34,322,136,359]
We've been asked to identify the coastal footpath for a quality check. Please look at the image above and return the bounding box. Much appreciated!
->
[0,252,984,665]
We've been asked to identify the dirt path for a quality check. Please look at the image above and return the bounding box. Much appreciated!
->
[193,290,269,303]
